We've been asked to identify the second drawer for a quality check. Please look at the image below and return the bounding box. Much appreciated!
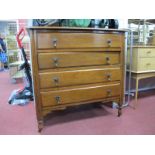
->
[39,68,121,88]
[137,58,155,72]
[38,51,120,69]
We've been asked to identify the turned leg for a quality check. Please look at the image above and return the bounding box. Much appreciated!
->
[117,102,122,117]
[38,119,44,132]
[118,107,122,117]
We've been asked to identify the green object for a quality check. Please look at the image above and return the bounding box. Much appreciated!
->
[69,19,91,27]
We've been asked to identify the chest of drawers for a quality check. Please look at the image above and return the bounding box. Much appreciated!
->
[28,27,126,131]
[128,46,155,73]
[127,46,155,108]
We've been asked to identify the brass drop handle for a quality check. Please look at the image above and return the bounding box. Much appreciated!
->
[105,73,111,81]
[52,38,57,48]
[107,39,112,47]
[105,56,110,64]
[52,57,59,67]
[53,77,59,86]
[107,89,112,97]
[55,96,61,104]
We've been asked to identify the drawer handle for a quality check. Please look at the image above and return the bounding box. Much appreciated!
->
[53,77,59,86]
[55,96,61,104]
[147,51,151,54]
[52,38,57,48]
[107,39,112,47]
[107,89,112,97]
[146,63,151,65]
[105,56,110,64]
[52,57,59,67]
[105,73,111,81]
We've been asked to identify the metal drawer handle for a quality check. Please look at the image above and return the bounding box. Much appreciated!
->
[105,56,110,64]
[107,89,112,97]
[55,96,61,104]
[107,39,112,47]
[105,73,111,81]
[53,77,59,86]
[147,51,151,54]
[52,57,59,67]
[52,38,57,48]
[146,63,151,65]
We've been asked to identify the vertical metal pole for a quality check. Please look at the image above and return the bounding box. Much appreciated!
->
[127,30,133,105]
[122,31,128,106]
[138,22,140,43]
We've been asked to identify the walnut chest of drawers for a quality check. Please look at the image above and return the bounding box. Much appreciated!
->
[28,27,126,131]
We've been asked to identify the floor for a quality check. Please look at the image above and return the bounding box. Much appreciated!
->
[0,71,155,135]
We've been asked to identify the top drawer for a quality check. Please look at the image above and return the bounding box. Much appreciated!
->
[138,48,155,58]
[37,32,122,49]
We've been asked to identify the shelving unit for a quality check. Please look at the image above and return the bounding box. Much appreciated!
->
[128,19,155,45]
[6,22,23,83]
[128,19,149,45]
[5,21,31,83]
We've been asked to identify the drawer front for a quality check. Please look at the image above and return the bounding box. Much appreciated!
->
[138,48,155,58]
[38,52,120,69]
[41,83,121,107]
[137,58,155,71]
[37,33,122,49]
[39,68,121,88]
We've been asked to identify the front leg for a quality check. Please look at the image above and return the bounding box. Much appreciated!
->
[117,102,122,117]
[38,119,44,132]
[118,107,122,117]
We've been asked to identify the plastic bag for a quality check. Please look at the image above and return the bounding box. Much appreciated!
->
[0,52,7,63]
